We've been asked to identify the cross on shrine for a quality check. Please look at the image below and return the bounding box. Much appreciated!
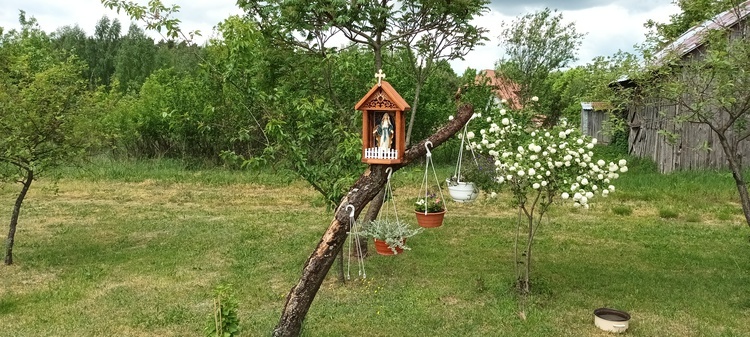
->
[375,69,386,86]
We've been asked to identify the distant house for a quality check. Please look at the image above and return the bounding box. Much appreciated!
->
[622,1,750,173]
[476,69,522,110]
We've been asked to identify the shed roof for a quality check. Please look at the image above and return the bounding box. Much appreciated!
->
[581,102,613,111]
[354,80,411,111]
[652,1,750,66]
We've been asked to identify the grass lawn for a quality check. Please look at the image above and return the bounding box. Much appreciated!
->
[1,158,749,336]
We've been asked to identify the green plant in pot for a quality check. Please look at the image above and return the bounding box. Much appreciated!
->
[414,192,447,228]
[353,219,423,255]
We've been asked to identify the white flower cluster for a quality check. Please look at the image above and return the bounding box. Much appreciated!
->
[469,114,628,209]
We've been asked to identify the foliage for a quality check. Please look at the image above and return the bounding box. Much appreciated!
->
[611,205,633,216]
[468,97,628,295]
[351,219,423,254]
[414,192,444,213]
[205,284,240,337]
[659,207,680,219]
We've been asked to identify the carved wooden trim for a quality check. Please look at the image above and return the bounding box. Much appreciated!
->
[362,90,398,109]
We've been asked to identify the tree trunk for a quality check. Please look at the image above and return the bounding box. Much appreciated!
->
[718,137,750,228]
[405,82,423,146]
[272,104,474,337]
[6,168,33,265]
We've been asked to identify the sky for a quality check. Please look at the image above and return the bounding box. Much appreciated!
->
[0,0,681,73]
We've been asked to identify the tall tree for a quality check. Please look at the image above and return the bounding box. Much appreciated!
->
[0,12,100,265]
[239,0,489,250]
[393,0,489,145]
[85,16,122,89]
[114,24,157,93]
[272,104,474,337]
[497,7,584,116]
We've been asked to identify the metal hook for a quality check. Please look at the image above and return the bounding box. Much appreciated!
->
[425,141,433,158]
[346,204,355,218]
[385,167,393,181]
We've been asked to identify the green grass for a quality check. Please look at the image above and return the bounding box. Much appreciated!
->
[1,159,750,336]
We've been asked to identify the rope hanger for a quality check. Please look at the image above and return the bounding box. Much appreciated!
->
[346,204,366,280]
[418,141,447,214]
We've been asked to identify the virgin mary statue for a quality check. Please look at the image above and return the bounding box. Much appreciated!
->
[373,113,394,152]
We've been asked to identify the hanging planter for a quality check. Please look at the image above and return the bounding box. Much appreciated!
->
[415,142,448,228]
[353,219,422,256]
[373,238,404,255]
[446,179,479,202]
[414,210,446,228]
[447,120,481,203]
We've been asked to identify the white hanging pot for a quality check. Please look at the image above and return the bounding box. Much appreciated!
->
[594,308,630,333]
[446,179,479,202]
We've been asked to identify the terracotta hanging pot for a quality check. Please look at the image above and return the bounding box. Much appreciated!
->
[373,238,404,255]
[414,210,446,228]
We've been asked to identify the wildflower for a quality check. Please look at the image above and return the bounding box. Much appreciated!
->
[448,115,454,121]
[531,96,539,102]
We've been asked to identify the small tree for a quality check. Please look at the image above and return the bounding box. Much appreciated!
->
[0,13,99,265]
[468,98,628,304]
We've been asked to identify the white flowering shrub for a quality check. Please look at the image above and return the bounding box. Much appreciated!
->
[466,97,629,294]
[468,107,627,209]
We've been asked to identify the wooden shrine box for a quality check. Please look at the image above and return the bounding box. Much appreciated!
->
[354,80,410,164]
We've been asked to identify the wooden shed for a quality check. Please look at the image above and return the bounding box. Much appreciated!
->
[623,1,750,173]
[580,102,612,145]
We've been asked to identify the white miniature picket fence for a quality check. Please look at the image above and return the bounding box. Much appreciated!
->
[365,147,398,160]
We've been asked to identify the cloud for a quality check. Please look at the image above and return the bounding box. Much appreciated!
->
[450,0,679,73]
[0,0,242,44]
[0,0,679,74]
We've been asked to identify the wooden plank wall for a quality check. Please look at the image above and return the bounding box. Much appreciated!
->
[581,110,611,144]
[628,100,750,173]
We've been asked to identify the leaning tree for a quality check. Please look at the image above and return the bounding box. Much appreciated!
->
[0,13,100,265]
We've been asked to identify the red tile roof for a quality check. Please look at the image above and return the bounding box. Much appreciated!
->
[477,69,522,110]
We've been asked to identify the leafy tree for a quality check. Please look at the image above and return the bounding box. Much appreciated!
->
[392,0,489,145]
[51,24,88,58]
[114,24,158,93]
[497,7,584,121]
[85,16,122,89]
[638,1,750,229]
[0,13,100,265]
